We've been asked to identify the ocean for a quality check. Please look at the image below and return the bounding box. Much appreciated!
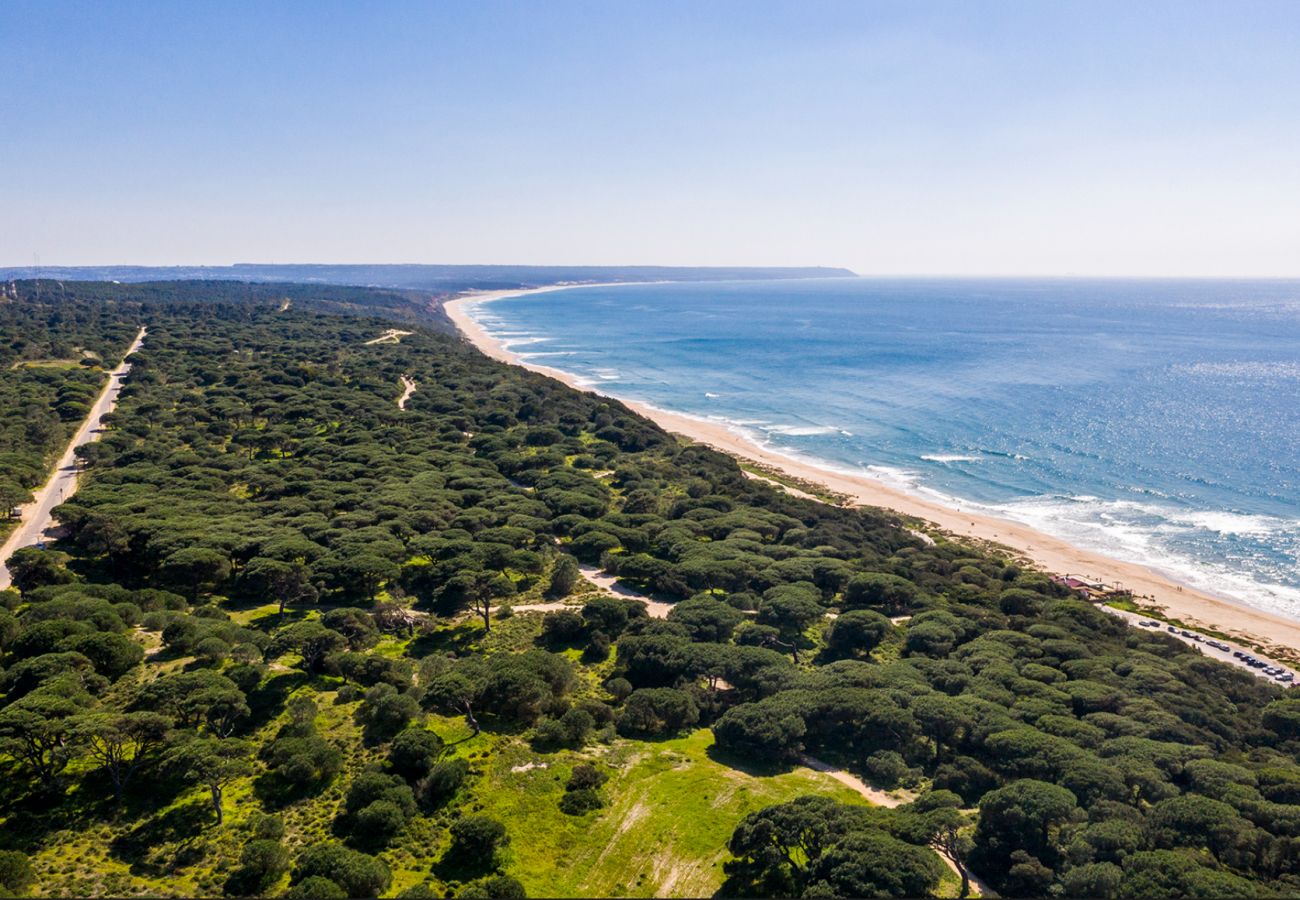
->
[464,278,1300,618]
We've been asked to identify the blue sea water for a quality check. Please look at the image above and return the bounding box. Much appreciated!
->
[466,278,1300,617]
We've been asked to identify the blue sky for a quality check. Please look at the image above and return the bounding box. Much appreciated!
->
[2,1,1298,274]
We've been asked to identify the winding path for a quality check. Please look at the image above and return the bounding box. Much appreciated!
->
[397,375,417,409]
[508,564,676,619]
[0,327,147,589]
[364,329,413,345]
[795,753,990,895]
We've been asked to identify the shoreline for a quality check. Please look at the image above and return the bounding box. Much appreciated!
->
[442,287,1300,658]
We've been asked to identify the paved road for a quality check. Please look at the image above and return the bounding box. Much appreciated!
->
[1101,604,1295,686]
[0,327,147,589]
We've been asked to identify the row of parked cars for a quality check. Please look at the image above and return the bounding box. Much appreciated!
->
[1135,619,1294,684]
[1232,650,1294,682]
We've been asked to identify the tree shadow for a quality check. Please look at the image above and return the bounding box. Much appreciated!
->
[408,622,481,658]
[431,849,498,885]
[251,769,336,810]
[109,800,213,875]
[245,669,308,730]
[704,743,795,778]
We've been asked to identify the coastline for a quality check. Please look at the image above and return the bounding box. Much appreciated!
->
[443,287,1300,658]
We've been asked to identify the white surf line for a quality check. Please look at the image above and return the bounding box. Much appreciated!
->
[364,328,413,345]
[397,375,417,409]
[0,326,147,589]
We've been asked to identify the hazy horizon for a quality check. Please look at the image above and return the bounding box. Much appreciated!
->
[4,0,1299,276]
[6,264,1300,281]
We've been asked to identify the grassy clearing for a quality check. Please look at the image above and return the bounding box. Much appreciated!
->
[8,359,89,370]
[470,728,869,898]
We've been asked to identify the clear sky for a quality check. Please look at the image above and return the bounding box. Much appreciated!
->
[3,0,1298,275]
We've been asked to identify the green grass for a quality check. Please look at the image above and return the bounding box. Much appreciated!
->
[468,729,869,898]
[9,359,89,369]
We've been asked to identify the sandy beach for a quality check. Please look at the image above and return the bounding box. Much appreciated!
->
[443,287,1300,658]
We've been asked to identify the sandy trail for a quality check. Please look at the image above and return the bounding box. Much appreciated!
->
[0,327,147,589]
[397,375,417,409]
[797,754,916,807]
[796,754,988,895]
[365,328,413,345]
[444,289,1300,657]
[740,469,820,501]
[508,564,675,619]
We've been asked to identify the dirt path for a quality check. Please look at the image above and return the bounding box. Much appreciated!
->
[797,754,989,896]
[397,375,417,409]
[509,565,676,619]
[364,328,413,345]
[0,326,147,589]
[797,754,916,808]
[577,564,676,617]
[741,469,820,502]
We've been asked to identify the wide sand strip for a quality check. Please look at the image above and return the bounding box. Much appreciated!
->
[443,289,1300,657]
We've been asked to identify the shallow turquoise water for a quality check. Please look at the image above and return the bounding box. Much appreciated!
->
[468,278,1300,617]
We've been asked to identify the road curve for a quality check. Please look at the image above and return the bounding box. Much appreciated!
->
[0,326,147,589]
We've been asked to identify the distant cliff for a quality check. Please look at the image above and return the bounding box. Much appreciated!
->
[0,263,856,293]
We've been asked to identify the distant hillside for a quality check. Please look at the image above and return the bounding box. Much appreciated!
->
[0,263,856,294]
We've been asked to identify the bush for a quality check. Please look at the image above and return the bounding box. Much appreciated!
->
[357,683,420,742]
[388,727,444,781]
[711,699,806,763]
[283,875,347,899]
[547,555,580,598]
[354,800,409,844]
[250,812,285,840]
[824,609,892,657]
[265,733,343,790]
[0,850,34,896]
[417,757,469,809]
[863,750,911,788]
[842,573,919,613]
[582,630,611,662]
[447,815,509,868]
[457,874,527,898]
[605,677,633,701]
[529,717,569,749]
[540,610,585,645]
[225,839,289,895]
[559,788,604,816]
[617,688,699,737]
[566,763,608,792]
[292,843,391,898]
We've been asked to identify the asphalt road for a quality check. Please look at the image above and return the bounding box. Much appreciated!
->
[0,327,146,589]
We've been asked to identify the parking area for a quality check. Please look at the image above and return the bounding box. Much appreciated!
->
[1102,605,1296,686]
